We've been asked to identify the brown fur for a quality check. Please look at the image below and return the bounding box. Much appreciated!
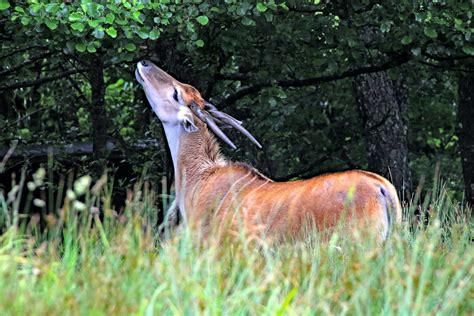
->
[177,118,402,242]
[182,84,205,108]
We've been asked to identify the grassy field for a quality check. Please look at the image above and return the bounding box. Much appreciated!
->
[0,172,472,315]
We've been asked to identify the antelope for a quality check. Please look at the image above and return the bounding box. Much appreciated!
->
[135,60,402,242]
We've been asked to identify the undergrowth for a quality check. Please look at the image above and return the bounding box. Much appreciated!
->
[0,169,472,315]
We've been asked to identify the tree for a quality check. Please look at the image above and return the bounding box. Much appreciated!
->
[458,75,474,209]
[354,70,411,198]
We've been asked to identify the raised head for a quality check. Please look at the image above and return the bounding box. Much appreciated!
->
[135,60,262,149]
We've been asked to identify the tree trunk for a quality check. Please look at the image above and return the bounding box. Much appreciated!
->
[458,75,474,209]
[354,71,411,199]
[88,57,108,177]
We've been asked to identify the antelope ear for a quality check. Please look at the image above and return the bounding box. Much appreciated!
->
[181,117,198,133]
[178,107,199,133]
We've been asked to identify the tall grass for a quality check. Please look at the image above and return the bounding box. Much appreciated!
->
[0,169,472,315]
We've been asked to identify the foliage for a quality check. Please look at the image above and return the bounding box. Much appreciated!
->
[0,171,472,315]
[0,1,472,194]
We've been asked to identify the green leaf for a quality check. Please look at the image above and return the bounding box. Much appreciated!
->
[69,12,83,21]
[380,20,391,33]
[106,27,117,38]
[30,3,41,13]
[65,41,75,52]
[410,47,421,56]
[0,0,10,10]
[424,27,438,38]
[83,2,100,18]
[19,128,30,138]
[87,45,97,53]
[92,28,104,39]
[20,16,30,26]
[88,20,100,28]
[45,19,58,30]
[132,11,142,23]
[196,15,209,26]
[45,3,58,14]
[124,43,136,52]
[116,18,128,26]
[149,29,160,40]
[462,45,474,56]
[401,35,412,45]
[256,3,268,12]
[75,42,87,52]
[137,30,149,39]
[71,22,85,32]
[195,39,205,47]
[241,17,255,26]
[264,11,273,22]
[105,13,115,24]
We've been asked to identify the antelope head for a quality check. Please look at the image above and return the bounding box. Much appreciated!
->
[135,60,262,151]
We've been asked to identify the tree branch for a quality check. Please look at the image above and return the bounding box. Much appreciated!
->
[0,51,56,77]
[418,60,474,73]
[422,51,474,61]
[0,68,88,91]
[0,45,47,60]
[215,72,250,81]
[285,5,320,14]
[221,53,411,106]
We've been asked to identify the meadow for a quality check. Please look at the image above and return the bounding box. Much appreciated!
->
[0,171,472,315]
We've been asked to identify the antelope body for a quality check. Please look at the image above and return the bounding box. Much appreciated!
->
[136,60,402,241]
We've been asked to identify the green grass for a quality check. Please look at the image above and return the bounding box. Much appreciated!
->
[0,171,472,315]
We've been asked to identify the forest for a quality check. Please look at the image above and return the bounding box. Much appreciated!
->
[0,1,473,315]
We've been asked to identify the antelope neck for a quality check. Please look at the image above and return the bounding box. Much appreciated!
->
[162,121,181,178]
[163,122,223,210]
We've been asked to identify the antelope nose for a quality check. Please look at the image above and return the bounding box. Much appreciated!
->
[141,60,149,67]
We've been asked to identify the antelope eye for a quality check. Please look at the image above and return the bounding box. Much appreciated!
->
[173,88,179,102]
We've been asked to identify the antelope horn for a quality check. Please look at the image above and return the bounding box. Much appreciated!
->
[190,102,230,128]
[189,102,207,122]
[230,121,261,148]
[204,115,237,150]
[204,113,232,128]
[191,101,262,149]
[208,110,243,125]
[204,101,219,112]
[205,102,242,125]
[205,103,261,148]
[189,102,237,149]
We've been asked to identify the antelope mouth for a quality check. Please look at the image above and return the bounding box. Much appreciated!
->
[135,68,144,85]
